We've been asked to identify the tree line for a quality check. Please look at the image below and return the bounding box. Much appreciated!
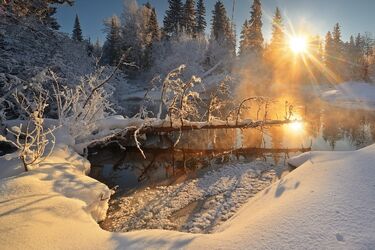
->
[5,0,374,83]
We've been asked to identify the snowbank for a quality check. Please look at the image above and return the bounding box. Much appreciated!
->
[1,142,375,249]
[321,82,375,110]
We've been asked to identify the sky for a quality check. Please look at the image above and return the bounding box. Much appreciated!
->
[56,0,375,44]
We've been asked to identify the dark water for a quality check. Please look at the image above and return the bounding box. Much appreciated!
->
[89,97,375,194]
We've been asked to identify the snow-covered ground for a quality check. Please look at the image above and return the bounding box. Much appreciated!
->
[321,82,375,110]
[1,138,375,249]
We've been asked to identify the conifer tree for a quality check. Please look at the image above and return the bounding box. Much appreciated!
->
[239,19,249,56]
[72,14,83,42]
[195,0,206,34]
[103,15,122,66]
[269,7,284,52]
[332,23,343,55]
[182,0,196,35]
[93,38,102,58]
[144,4,160,69]
[148,7,160,42]
[211,1,228,42]
[206,1,235,66]
[246,0,264,55]
[163,0,183,35]
[324,31,334,68]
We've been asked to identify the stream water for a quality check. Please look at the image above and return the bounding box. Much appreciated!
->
[88,96,375,233]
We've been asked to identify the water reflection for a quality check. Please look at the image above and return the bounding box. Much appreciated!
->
[89,96,375,192]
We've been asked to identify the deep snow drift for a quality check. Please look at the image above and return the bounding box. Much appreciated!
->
[1,139,375,249]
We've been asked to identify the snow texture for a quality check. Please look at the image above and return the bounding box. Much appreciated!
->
[104,161,278,233]
[1,140,375,249]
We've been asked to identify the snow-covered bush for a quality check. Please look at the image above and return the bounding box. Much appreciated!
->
[159,65,202,124]
[50,67,115,142]
[150,34,208,78]
[2,94,58,171]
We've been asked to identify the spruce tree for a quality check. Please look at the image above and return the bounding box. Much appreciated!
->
[144,6,160,69]
[182,0,196,35]
[148,7,160,42]
[269,7,284,52]
[247,0,264,55]
[207,1,235,64]
[211,1,228,42]
[103,15,122,66]
[324,31,334,68]
[93,38,102,58]
[332,23,342,54]
[239,19,249,56]
[195,0,206,34]
[163,0,183,36]
[72,14,83,42]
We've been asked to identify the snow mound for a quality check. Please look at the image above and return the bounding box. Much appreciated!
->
[1,142,375,249]
[321,82,375,110]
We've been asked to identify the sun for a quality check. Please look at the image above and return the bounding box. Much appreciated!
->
[289,36,308,54]
[288,121,304,133]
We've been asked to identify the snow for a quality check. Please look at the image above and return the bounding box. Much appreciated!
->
[321,82,375,110]
[104,161,280,233]
[1,135,375,249]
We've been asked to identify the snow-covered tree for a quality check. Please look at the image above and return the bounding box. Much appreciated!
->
[163,0,184,36]
[239,19,249,56]
[102,15,122,66]
[244,0,264,56]
[182,0,196,36]
[324,31,334,69]
[206,1,235,67]
[269,7,284,53]
[8,0,74,29]
[92,38,102,59]
[195,0,206,35]
[72,14,83,42]
[143,3,160,69]
[121,0,152,74]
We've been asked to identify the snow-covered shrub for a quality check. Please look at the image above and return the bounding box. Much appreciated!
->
[150,33,208,78]
[2,95,58,171]
[50,67,115,141]
[157,65,202,124]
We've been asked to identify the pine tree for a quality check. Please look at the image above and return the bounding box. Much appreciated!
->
[206,1,235,66]
[324,31,334,68]
[163,0,183,36]
[103,15,122,66]
[332,23,342,55]
[269,7,284,52]
[182,0,196,35]
[93,38,102,58]
[239,19,249,56]
[246,0,264,55]
[72,14,83,42]
[195,0,206,34]
[148,7,160,42]
[144,4,160,69]
[211,1,228,42]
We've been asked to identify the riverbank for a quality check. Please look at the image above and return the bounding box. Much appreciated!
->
[1,141,374,249]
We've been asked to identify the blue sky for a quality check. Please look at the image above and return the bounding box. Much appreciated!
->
[56,0,375,44]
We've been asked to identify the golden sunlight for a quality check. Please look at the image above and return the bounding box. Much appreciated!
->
[288,121,304,133]
[289,36,308,54]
